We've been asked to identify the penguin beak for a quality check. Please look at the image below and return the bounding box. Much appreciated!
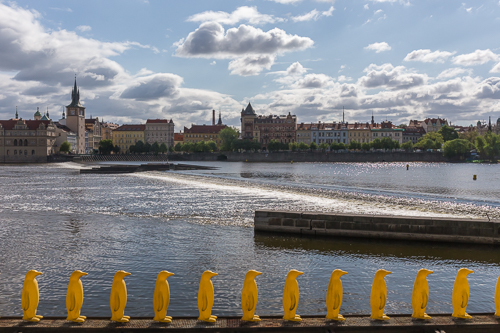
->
[255,271,262,276]
[124,272,131,276]
[340,271,348,276]
[166,272,175,277]
[466,269,474,275]
[425,270,433,275]
[297,271,304,276]
[35,271,43,276]
[81,272,88,276]
[211,272,218,277]
[384,270,392,276]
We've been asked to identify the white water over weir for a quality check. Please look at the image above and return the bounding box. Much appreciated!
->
[255,211,500,245]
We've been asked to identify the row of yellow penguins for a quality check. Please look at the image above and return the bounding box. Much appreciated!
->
[15,268,500,323]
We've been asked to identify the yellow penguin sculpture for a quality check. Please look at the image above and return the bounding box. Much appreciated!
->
[153,270,175,323]
[282,269,304,321]
[452,268,474,319]
[197,270,218,323]
[411,268,433,320]
[241,270,262,322]
[110,270,131,322]
[22,270,43,322]
[370,269,392,320]
[495,273,500,317]
[326,269,348,321]
[66,270,88,323]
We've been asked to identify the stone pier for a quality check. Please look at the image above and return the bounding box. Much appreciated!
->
[254,211,500,245]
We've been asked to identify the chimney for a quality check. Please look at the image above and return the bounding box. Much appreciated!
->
[212,110,215,126]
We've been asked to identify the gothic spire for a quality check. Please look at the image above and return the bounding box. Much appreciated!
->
[217,110,222,125]
[15,106,18,119]
[67,76,84,108]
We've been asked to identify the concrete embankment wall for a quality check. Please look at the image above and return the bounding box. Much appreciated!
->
[75,151,448,163]
[254,210,500,245]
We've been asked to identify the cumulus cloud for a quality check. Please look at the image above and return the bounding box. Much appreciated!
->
[119,73,183,100]
[76,25,91,32]
[186,6,285,25]
[175,22,313,59]
[436,68,472,79]
[475,77,500,99]
[364,42,391,53]
[358,63,427,90]
[228,55,276,76]
[490,62,500,73]
[452,49,499,66]
[291,6,334,22]
[286,62,308,75]
[291,73,334,88]
[404,49,455,63]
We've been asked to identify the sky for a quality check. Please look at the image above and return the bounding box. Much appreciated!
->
[1,0,500,130]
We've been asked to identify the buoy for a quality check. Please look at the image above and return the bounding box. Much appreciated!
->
[473,175,477,180]
[291,161,293,164]
[406,164,409,170]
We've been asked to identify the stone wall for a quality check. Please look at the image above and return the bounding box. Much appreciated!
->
[254,210,500,245]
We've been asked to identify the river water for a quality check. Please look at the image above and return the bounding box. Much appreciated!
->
[0,161,499,318]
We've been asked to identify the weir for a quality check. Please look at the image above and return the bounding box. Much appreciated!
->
[254,210,500,245]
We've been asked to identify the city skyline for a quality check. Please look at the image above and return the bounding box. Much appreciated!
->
[0,0,499,130]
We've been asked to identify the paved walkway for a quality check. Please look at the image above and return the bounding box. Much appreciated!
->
[1,314,499,332]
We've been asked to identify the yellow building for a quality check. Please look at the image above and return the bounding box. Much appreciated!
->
[183,124,226,147]
[112,124,145,153]
[347,123,372,144]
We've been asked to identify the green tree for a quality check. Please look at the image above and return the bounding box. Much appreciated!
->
[309,141,319,151]
[219,127,239,151]
[134,140,145,153]
[401,141,414,151]
[207,140,218,152]
[174,142,182,152]
[129,144,136,153]
[361,142,371,151]
[159,143,168,154]
[168,146,174,153]
[348,140,361,150]
[319,142,329,151]
[98,139,114,155]
[151,142,160,155]
[60,141,71,154]
[371,138,383,149]
[415,132,444,150]
[438,125,459,142]
[267,139,281,152]
[289,142,298,151]
[298,142,309,150]
[144,142,151,153]
[113,145,120,154]
[458,130,478,146]
[443,139,471,159]
[476,132,500,162]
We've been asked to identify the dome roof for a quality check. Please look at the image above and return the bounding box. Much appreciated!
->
[34,110,42,117]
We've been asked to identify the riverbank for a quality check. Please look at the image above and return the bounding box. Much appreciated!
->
[73,151,448,163]
[254,211,500,245]
[0,315,498,332]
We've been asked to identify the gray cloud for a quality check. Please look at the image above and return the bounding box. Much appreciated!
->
[404,49,455,63]
[120,74,183,100]
[228,55,275,76]
[175,22,314,58]
[358,64,426,90]
[452,49,499,66]
[475,77,500,99]
[291,74,334,88]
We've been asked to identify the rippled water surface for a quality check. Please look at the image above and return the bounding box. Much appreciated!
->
[0,161,499,317]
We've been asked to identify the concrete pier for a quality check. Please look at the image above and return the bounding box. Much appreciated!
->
[254,211,500,245]
[0,315,499,332]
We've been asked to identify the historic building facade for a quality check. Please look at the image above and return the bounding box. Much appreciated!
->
[240,103,297,148]
[0,115,57,163]
[85,117,102,153]
[112,125,145,153]
[145,119,175,147]
[65,79,86,154]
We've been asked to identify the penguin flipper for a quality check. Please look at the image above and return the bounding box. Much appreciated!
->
[421,291,427,309]
[247,293,255,312]
[379,293,386,311]
[155,292,164,312]
[461,290,468,309]
[68,293,76,312]
[289,292,296,311]
[333,293,340,311]
[22,291,29,312]
[201,293,208,312]
[113,293,120,312]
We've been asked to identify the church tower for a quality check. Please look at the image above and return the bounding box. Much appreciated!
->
[66,78,86,154]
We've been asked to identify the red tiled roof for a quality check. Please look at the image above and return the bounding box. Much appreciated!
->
[184,125,226,134]
[146,119,172,123]
[424,118,447,125]
[115,124,146,131]
[0,120,52,130]
[174,133,184,141]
